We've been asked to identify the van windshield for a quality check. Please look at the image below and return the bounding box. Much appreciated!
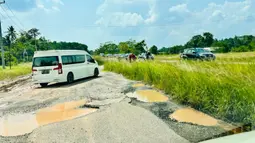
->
[33,56,59,67]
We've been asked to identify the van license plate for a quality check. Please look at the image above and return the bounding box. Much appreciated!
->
[42,70,50,74]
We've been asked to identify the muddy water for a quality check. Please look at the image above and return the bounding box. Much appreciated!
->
[132,83,145,88]
[169,108,236,130]
[170,108,218,126]
[0,100,97,136]
[135,90,169,102]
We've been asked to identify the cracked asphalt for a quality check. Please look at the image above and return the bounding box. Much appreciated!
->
[0,70,227,143]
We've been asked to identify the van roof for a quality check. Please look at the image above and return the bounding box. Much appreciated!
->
[34,50,89,57]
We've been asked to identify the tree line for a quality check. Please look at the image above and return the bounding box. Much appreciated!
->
[95,32,255,55]
[0,26,89,68]
[94,40,158,55]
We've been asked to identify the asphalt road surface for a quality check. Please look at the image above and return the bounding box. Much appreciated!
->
[0,70,230,143]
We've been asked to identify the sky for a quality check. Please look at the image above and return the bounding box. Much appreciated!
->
[0,0,255,50]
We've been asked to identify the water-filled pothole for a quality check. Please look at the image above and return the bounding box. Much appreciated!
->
[0,100,97,137]
[169,108,236,130]
[135,90,169,102]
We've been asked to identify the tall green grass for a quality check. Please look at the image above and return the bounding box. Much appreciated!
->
[94,56,105,65]
[104,61,255,124]
[0,63,31,81]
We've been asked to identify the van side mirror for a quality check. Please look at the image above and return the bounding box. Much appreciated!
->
[90,59,95,63]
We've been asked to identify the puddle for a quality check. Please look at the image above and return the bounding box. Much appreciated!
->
[132,83,145,88]
[169,108,218,126]
[135,90,169,102]
[169,108,236,130]
[0,100,97,137]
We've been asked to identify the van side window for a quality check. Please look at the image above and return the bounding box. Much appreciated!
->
[75,55,85,63]
[62,55,85,65]
[86,55,95,63]
[62,56,73,65]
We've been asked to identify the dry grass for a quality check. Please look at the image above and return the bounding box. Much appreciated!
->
[0,63,31,81]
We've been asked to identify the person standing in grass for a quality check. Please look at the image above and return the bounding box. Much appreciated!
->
[128,53,137,63]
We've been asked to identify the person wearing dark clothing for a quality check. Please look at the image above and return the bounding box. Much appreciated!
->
[129,53,136,63]
[146,52,151,60]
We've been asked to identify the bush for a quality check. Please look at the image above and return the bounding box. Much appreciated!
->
[94,56,104,65]
[232,46,250,52]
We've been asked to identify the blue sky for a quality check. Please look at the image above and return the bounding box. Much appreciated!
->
[1,0,255,50]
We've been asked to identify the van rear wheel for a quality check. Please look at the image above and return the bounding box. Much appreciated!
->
[67,73,74,83]
[40,83,48,87]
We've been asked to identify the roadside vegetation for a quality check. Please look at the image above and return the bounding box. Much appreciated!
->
[104,60,255,124]
[0,63,31,80]
[93,56,105,66]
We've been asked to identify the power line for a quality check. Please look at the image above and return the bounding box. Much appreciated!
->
[0,10,6,20]
[5,2,24,29]
[0,5,23,31]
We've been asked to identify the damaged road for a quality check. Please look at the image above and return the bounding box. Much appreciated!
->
[0,71,236,143]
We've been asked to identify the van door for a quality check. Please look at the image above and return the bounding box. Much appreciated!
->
[86,54,96,76]
[73,55,86,79]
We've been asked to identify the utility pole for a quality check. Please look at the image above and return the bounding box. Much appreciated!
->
[0,0,5,69]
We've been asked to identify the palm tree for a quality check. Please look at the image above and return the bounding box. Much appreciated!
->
[7,26,16,43]
[28,28,40,51]
[6,26,16,69]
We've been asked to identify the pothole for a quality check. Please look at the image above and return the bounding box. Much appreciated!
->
[132,83,145,88]
[169,108,237,131]
[135,90,169,102]
[0,100,97,137]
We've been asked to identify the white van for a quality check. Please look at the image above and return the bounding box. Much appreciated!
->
[32,50,99,87]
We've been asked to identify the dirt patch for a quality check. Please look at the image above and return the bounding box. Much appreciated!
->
[0,76,31,92]
[132,83,145,88]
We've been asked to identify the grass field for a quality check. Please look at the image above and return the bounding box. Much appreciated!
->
[0,63,31,81]
[104,59,255,124]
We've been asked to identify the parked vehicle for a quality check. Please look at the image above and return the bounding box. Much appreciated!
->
[106,54,113,57]
[138,53,154,60]
[180,48,216,61]
[32,50,99,87]
[100,53,104,57]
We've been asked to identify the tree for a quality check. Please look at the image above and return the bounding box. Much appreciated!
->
[28,28,40,51]
[149,45,158,54]
[203,32,214,47]
[119,42,131,53]
[6,26,17,69]
[158,47,169,54]
[169,45,185,54]
[135,40,146,54]
[232,46,250,52]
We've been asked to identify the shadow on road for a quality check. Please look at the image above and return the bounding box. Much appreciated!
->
[37,76,102,89]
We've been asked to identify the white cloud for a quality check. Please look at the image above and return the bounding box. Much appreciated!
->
[169,4,189,13]
[112,12,143,26]
[95,12,144,27]
[36,0,63,12]
[144,3,157,24]
[96,0,157,26]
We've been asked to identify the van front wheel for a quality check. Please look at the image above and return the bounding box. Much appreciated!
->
[94,68,99,77]
[67,73,74,83]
